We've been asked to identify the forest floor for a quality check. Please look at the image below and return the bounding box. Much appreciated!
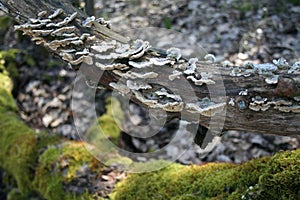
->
[0,1,300,196]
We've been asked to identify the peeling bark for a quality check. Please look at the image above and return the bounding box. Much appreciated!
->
[0,0,299,136]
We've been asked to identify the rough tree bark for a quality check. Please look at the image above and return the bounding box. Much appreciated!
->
[0,0,299,137]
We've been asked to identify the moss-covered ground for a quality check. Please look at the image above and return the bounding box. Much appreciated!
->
[112,149,300,200]
[0,52,104,199]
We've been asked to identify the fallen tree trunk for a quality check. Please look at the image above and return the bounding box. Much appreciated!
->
[0,0,299,136]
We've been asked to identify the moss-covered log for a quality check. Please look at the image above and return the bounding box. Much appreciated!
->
[0,0,299,137]
[0,68,113,199]
[111,149,300,200]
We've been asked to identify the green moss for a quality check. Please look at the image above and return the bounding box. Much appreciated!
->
[112,149,300,200]
[0,72,60,198]
[0,16,12,29]
[0,71,114,199]
[33,142,103,200]
[0,49,19,79]
[7,188,28,200]
[231,0,255,15]
[86,97,124,145]
[0,74,36,194]
[164,16,172,29]
[0,74,13,92]
[105,157,133,167]
[0,75,60,198]
[46,59,64,69]
[0,77,15,111]
[255,150,300,199]
[26,57,36,68]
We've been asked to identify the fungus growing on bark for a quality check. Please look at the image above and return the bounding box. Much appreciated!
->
[109,82,130,94]
[91,40,117,53]
[126,80,152,90]
[169,70,182,81]
[185,97,226,117]
[273,57,289,69]
[48,8,63,19]
[277,105,300,113]
[37,11,48,17]
[82,16,96,28]
[288,62,300,74]
[129,40,151,60]
[166,47,181,61]
[150,58,172,66]
[154,88,182,102]
[265,75,279,85]
[186,101,226,117]
[51,26,76,36]
[204,54,216,63]
[184,58,198,75]
[249,97,270,111]
[113,70,158,79]
[239,89,248,96]
[128,60,153,68]
[245,62,278,74]
[187,73,215,86]
[95,62,128,71]
[228,98,235,107]
[132,90,184,112]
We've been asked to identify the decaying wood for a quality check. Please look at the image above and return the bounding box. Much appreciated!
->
[0,0,299,136]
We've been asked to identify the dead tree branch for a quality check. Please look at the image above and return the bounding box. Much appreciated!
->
[0,0,299,136]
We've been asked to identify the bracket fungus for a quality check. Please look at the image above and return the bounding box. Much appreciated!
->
[95,62,128,71]
[248,96,300,113]
[154,88,182,102]
[187,75,215,86]
[48,8,63,19]
[239,89,248,96]
[82,16,96,28]
[204,54,216,63]
[11,5,300,128]
[128,60,153,68]
[14,9,99,66]
[265,74,279,85]
[273,57,289,69]
[228,98,235,107]
[126,80,152,90]
[288,62,300,74]
[186,100,226,117]
[109,82,130,94]
[166,47,181,61]
[113,70,158,79]
[132,90,184,112]
[277,105,300,113]
[0,2,9,13]
[184,58,198,75]
[249,96,269,111]
[245,62,278,75]
[169,70,183,81]
[150,57,173,66]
